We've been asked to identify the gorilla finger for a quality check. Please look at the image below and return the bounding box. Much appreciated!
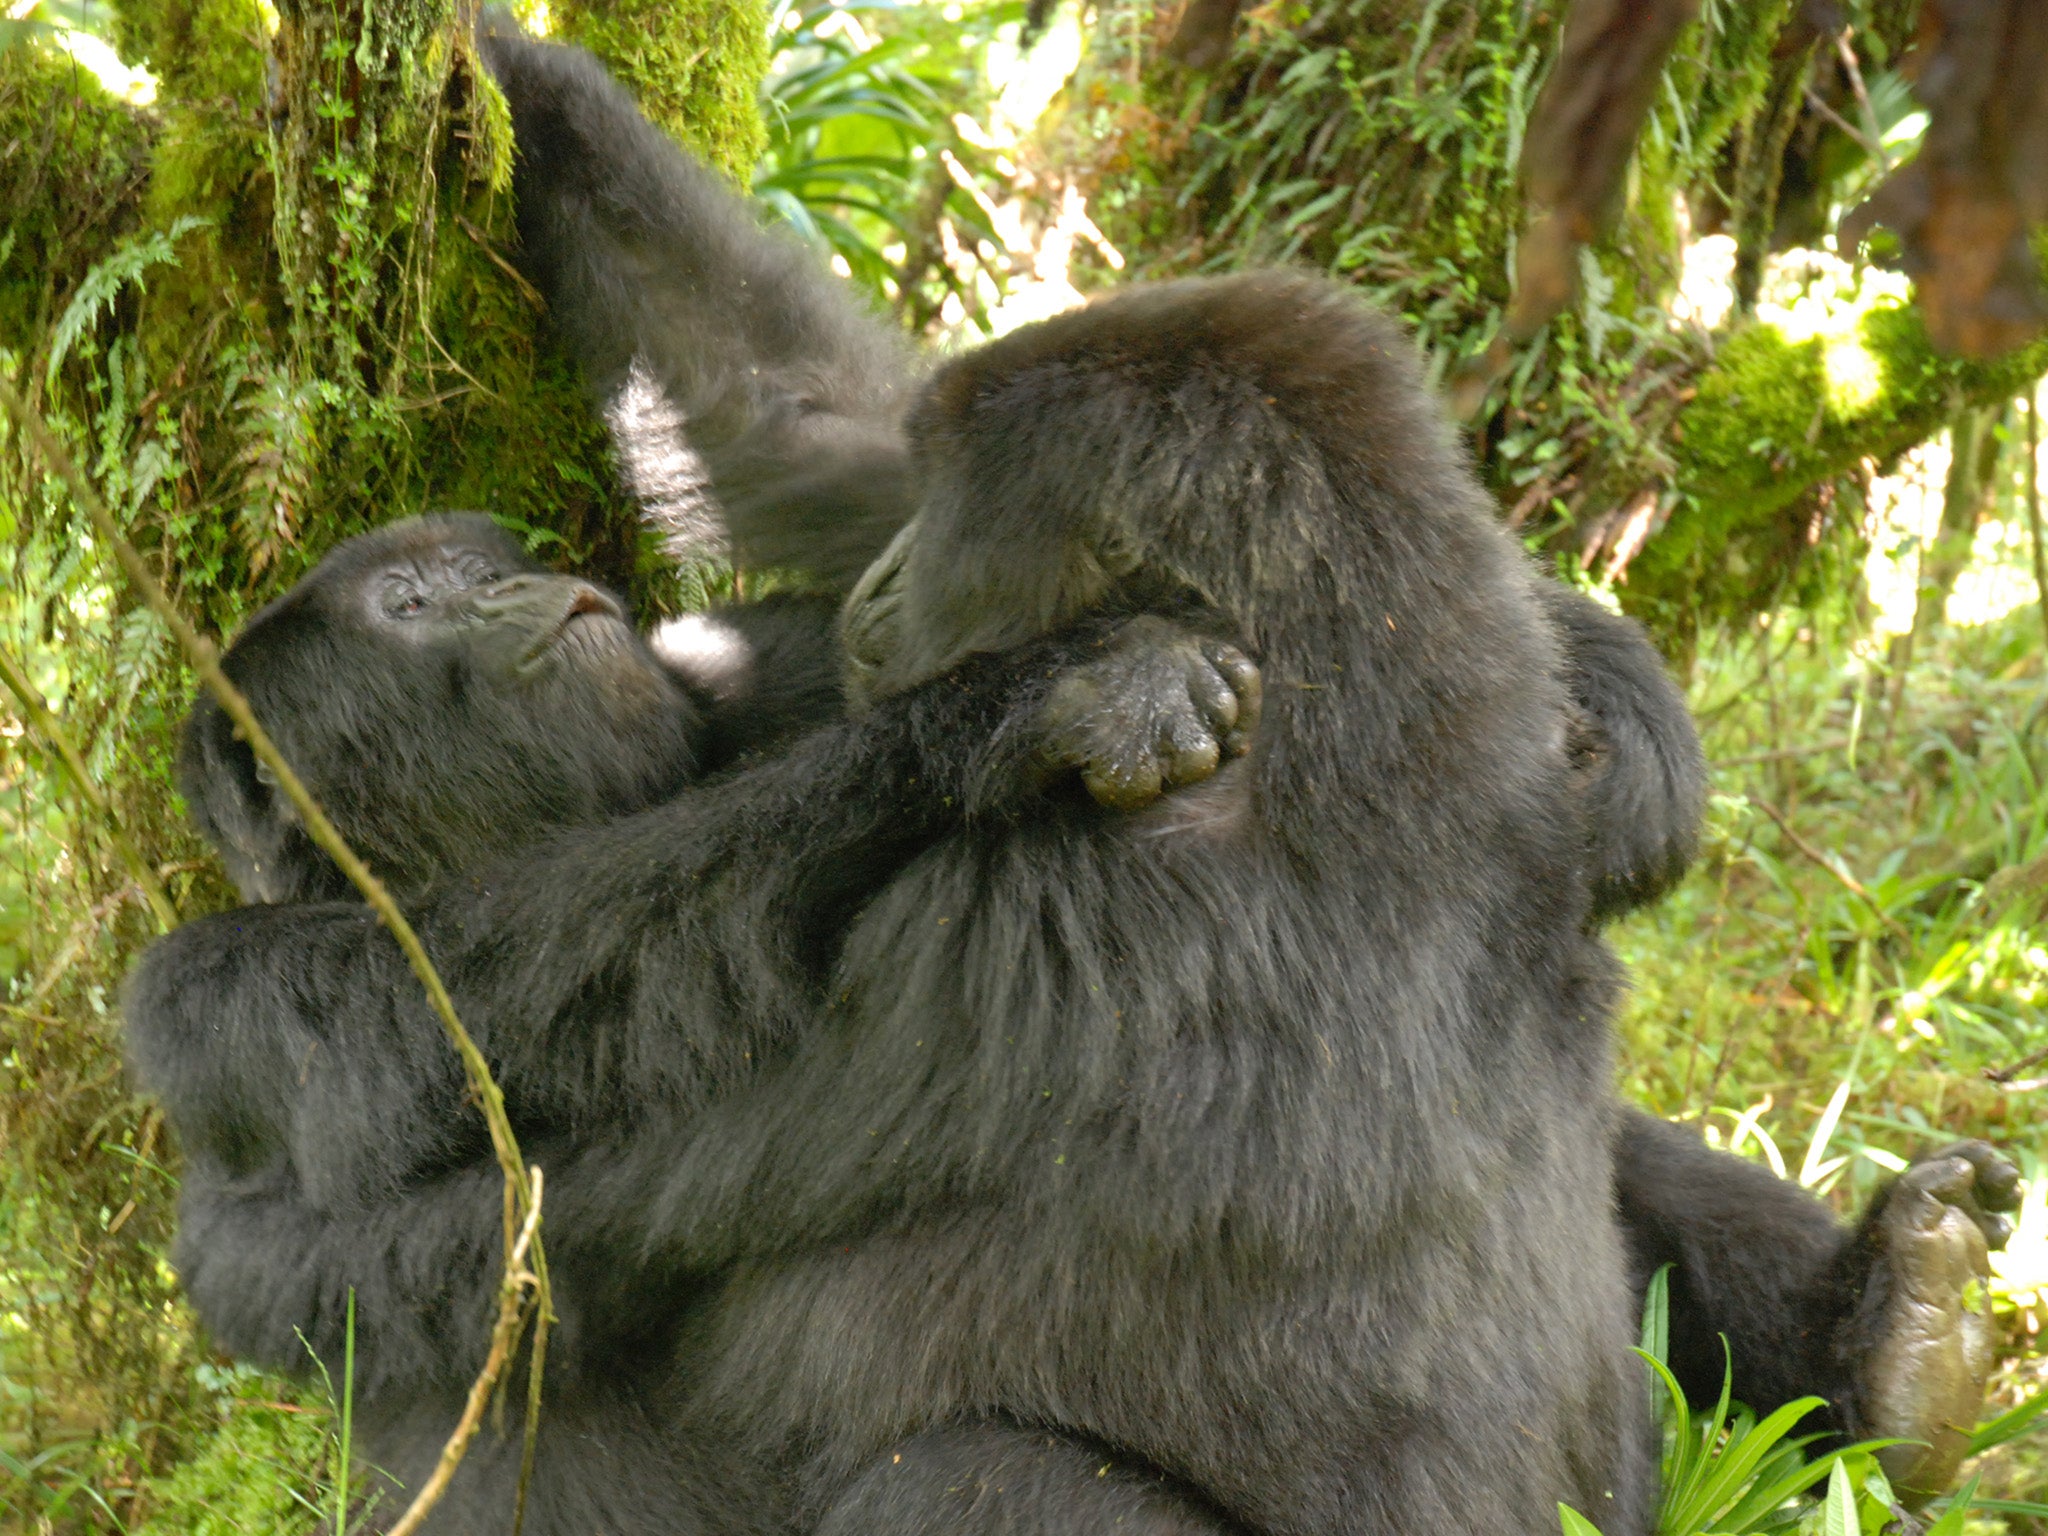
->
[1901,1143,2023,1249]
[1182,656,1240,736]
[1932,1140,2023,1212]
[1158,726,1223,791]
[1898,1154,1981,1216]
[1204,642,1262,738]
[1084,754,1165,811]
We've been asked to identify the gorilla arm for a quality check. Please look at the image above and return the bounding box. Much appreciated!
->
[1616,1110,2020,1505]
[477,19,919,588]
[127,616,1257,1212]
[1544,597,2018,1497]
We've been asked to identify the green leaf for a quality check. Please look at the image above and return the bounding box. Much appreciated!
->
[1966,1383,2048,1455]
[1919,1475,1980,1536]
[1559,1504,1605,1536]
[1640,1265,1671,1369]
[1819,1460,1855,1536]
[46,217,209,385]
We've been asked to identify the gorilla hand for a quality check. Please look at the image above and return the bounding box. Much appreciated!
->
[1039,616,1260,809]
[1852,1141,2021,1505]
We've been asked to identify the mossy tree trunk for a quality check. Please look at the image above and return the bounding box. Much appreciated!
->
[1040,0,2046,642]
[0,0,764,1518]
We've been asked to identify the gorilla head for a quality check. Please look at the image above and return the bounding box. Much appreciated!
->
[180,514,702,904]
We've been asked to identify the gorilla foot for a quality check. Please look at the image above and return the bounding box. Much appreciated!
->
[1038,616,1260,809]
[1849,1142,2021,1505]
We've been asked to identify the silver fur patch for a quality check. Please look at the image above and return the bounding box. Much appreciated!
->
[604,357,729,566]
[648,613,753,703]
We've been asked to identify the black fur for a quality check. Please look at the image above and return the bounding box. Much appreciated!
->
[1536,587,1706,925]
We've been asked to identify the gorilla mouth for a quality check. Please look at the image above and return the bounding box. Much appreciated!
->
[840,516,914,705]
[517,587,630,672]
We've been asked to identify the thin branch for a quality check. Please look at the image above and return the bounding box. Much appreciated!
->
[0,372,550,1531]
[1802,85,1884,164]
[1748,796,1910,939]
[2025,385,2046,652]
[1984,1042,2048,1085]
[1833,30,1890,174]
[387,1168,546,1536]
[1712,735,1851,769]
[0,640,178,931]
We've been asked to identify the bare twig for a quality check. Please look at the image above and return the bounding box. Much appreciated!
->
[2025,385,2046,652]
[0,372,550,1532]
[1803,85,1884,163]
[1985,1039,2048,1085]
[1712,735,1850,769]
[0,640,178,931]
[1833,31,1890,174]
[387,1168,545,1536]
[1749,797,1911,939]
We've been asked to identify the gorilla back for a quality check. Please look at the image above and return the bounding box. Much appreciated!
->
[621,272,1656,1534]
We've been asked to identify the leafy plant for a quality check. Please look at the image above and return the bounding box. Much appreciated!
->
[1560,1269,2038,1536]
[754,0,1017,323]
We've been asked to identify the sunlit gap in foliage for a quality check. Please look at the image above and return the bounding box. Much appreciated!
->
[752,0,1108,340]
[1862,405,2048,640]
[4,0,156,101]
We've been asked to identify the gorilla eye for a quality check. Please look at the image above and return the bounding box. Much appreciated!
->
[390,592,428,618]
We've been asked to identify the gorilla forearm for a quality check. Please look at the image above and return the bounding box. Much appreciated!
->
[1615,1110,1852,1419]
[1617,1108,2019,1501]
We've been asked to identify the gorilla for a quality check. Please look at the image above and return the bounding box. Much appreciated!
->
[123,27,2021,1536]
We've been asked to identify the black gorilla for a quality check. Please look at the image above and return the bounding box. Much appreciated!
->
[124,30,2021,1536]
[135,273,1658,1535]
[132,274,2018,1535]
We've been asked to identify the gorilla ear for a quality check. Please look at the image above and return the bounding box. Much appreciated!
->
[176,694,322,904]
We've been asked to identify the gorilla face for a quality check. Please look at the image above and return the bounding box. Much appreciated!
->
[182,514,702,903]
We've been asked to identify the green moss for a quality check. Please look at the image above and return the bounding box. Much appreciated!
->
[0,42,153,344]
[137,1393,330,1536]
[1628,299,2048,613]
[119,0,277,345]
[553,0,767,180]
